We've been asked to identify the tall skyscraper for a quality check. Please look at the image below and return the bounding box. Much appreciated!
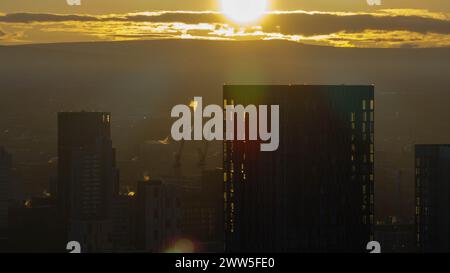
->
[57,112,119,252]
[415,144,450,252]
[0,147,12,243]
[224,85,374,252]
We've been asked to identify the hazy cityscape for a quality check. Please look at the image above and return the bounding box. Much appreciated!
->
[1,0,450,255]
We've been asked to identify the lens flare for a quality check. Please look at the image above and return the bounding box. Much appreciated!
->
[221,0,268,24]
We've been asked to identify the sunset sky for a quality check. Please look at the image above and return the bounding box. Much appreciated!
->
[0,0,449,47]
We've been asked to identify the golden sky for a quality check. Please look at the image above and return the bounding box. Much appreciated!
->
[0,0,449,47]
[1,0,449,13]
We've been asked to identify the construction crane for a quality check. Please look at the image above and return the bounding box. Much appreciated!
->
[173,138,185,178]
[173,99,200,178]
[197,141,209,174]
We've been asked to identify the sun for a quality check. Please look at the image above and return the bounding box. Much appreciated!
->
[221,0,268,24]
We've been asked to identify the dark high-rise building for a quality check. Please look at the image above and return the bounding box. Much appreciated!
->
[0,147,12,246]
[415,144,450,252]
[57,112,119,252]
[224,85,374,252]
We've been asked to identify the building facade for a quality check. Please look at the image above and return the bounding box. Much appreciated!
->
[415,144,450,252]
[57,112,119,252]
[0,147,12,244]
[136,180,181,252]
[224,85,374,252]
[180,169,224,252]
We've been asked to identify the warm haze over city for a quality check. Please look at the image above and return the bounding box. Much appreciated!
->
[2,0,450,259]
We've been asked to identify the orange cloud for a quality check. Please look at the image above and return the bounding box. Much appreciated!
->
[0,10,449,48]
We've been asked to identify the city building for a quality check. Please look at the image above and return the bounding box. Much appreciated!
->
[415,144,450,252]
[374,218,415,253]
[8,196,65,252]
[135,180,181,252]
[57,112,119,252]
[180,168,224,252]
[0,147,12,248]
[224,85,374,252]
[111,193,135,251]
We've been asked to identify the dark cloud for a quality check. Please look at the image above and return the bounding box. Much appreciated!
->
[0,29,5,38]
[262,13,450,35]
[124,12,222,24]
[0,13,100,23]
[0,11,449,36]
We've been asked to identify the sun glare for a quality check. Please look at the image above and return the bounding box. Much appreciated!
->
[221,0,268,24]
